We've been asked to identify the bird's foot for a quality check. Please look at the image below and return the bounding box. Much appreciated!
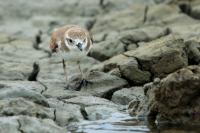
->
[75,79,92,91]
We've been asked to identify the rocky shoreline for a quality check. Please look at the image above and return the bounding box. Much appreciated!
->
[0,0,200,132]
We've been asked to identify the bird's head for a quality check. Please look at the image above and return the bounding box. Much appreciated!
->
[64,27,88,52]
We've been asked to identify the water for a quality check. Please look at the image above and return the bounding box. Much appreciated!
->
[67,112,200,133]
[68,112,149,133]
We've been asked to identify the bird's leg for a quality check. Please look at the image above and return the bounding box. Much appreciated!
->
[76,61,92,91]
[62,59,72,89]
[62,59,67,82]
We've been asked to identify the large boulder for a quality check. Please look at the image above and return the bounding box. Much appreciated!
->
[124,34,188,78]
[129,66,200,125]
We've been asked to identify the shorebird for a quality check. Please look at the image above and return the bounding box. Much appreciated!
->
[49,25,93,90]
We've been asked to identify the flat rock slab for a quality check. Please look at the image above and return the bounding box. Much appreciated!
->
[64,96,123,121]
[80,71,128,98]
[0,97,54,119]
[111,87,144,105]
[0,81,48,107]
[0,116,67,133]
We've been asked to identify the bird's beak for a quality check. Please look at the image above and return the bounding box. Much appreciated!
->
[76,43,83,51]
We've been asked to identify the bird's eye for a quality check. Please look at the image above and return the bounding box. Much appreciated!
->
[66,38,73,43]
[69,39,73,43]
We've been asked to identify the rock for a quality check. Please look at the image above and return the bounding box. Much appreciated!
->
[108,68,121,77]
[132,66,200,125]
[19,116,67,133]
[124,34,188,78]
[80,71,128,98]
[92,53,151,85]
[0,116,19,133]
[65,96,118,107]
[93,54,137,72]
[0,116,67,133]
[65,96,122,121]
[146,4,180,24]
[127,43,138,51]
[85,105,119,120]
[0,32,10,44]
[92,5,146,34]
[42,82,90,99]
[47,98,84,126]
[89,39,125,61]
[185,40,200,64]
[38,54,99,82]
[1,62,39,81]
[111,87,144,105]
[119,26,169,44]
[0,98,54,119]
[0,81,45,93]
[0,70,25,80]
[90,26,169,61]
[191,5,200,19]
[119,62,151,84]
[0,82,48,107]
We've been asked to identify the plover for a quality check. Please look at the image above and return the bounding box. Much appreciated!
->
[49,25,93,90]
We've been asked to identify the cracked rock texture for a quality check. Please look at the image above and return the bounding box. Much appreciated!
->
[0,0,200,132]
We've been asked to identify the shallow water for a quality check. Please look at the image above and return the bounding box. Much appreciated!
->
[68,111,200,133]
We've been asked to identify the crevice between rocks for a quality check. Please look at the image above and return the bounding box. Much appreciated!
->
[143,5,149,23]
[101,84,129,100]
[53,109,57,121]
[28,62,40,81]
[33,30,52,57]
[80,106,88,120]
[17,120,25,133]
[38,81,48,95]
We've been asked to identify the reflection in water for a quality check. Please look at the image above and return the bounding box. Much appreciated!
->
[68,112,200,133]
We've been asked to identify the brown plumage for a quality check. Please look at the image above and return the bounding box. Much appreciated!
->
[49,25,93,90]
[49,25,93,54]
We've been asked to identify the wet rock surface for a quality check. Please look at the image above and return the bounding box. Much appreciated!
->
[0,0,200,133]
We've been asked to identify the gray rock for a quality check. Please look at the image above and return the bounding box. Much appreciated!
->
[0,98,54,119]
[0,116,67,133]
[96,54,138,72]
[18,116,67,133]
[0,82,48,106]
[92,53,151,84]
[80,71,128,98]
[85,105,119,120]
[111,87,144,105]
[0,32,10,44]
[65,96,121,121]
[90,39,125,61]
[131,65,200,125]
[124,34,188,78]
[47,98,84,126]
[0,116,20,133]
[42,82,90,99]
[65,96,118,107]
[185,40,200,64]
[119,62,151,84]
[92,5,146,34]
[119,26,169,44]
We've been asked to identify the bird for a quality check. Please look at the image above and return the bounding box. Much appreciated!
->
[49,25,93,90]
